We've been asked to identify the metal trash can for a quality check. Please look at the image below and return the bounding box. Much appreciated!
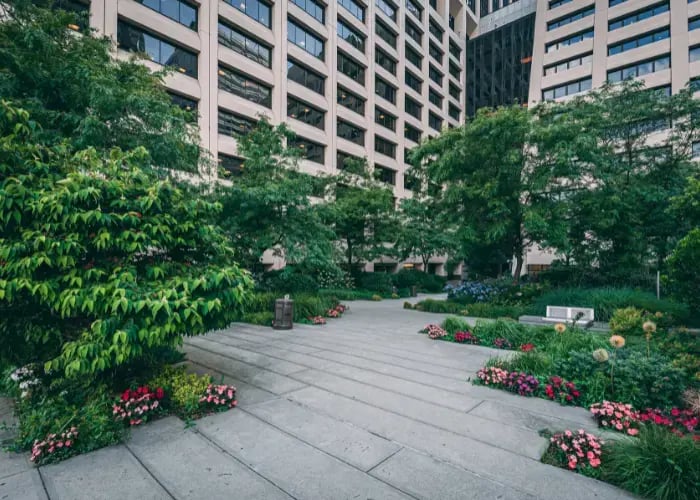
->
[410,286,418,297]
[273,297,294,330]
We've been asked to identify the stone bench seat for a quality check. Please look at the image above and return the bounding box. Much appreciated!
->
[541,306,595,327]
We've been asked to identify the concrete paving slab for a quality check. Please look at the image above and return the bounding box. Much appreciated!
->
[184,345,307,395]
[245,398,402,471]
[286,386,633,500]
[40,445,170,500]
[370,448,536,500]
[289,369,546,459]
[196,410,412,500]
[0,451,31,480]
[127,417,292,500]
[184,361,280,407]
[0,470,47,500]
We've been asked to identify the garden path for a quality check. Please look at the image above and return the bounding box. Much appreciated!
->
[1,295,634,500]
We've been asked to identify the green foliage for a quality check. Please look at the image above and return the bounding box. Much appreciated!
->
[665,227,700,315]
[392,269,446,292]
[530,288,689,324]
[149,365,212,417]
[0,1,201,174]
[357,272,394,293]
[412,299,526,319]
[256,268,319,294]
[214,120,335,270]
[371,294,382,301]
[609,307,644,337]
[241,312,274,326]
[602,426,700,500]
[0,102,253,378]
[496,352,553,375]
[442,316,471,335]
[612,351,688,409]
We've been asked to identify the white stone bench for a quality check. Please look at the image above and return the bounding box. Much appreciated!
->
[542,306,595,326]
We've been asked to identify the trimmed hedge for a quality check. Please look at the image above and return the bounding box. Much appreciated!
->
[411,299,525,319]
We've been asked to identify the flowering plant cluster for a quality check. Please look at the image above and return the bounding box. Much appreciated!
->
[326,304,347,318]
[113,386,164,426]
[445,281,505,303]
[589,401,640,436]
[544,376,581,405]
[309,315,326,325]
[9,365,40,399]
[335,304,347,314]
[423,324,447,339]
[492,337,513,350]
[30,427,79,463]
[506,371,540,396]
[548,429,603,473]
[520,343,536,352]
[638,407,699,438]
[199,384,237,410]
[476,366,509,385]
[454,331,479,344]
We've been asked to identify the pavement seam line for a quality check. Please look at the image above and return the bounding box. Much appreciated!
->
[123,443,177,500]
[36,467,51,500]
[365,446,404,473]
[236,407,421,500]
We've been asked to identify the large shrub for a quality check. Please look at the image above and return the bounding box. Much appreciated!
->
[530,287,689,324]
[665,228,700,317]
[356,272,394,293]
[256,268,319,293]
[391,269,445,292]
[0,103,252,378]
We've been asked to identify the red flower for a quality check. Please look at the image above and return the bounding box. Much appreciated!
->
[520,343,535,352]
[121,390,130,401]
[155,387,164,400]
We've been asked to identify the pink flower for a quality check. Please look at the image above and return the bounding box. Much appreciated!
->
[627,428,639,436]
[65,440,72,447]
[564,430,572,437]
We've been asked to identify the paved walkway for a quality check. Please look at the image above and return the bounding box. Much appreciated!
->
[1,296,633,500]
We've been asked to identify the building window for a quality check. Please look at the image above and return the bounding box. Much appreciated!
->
[406,0,423,21]
[376,0,397,22]
[449,82,460,100]
[404,123,421,142]
[429,42,444,64]
[224,0,271,28]
[375,48,397,75]
[337,119,365,145]
[137,0,198,30]
[429,19,443,42]
[542,77,592,101]
[169,92,198,111]
[429,65,443,85]
[374,165,396,185]
[218,109,257,136]
[287,59,325,95]
[608,28,669,56]
[547,6,594,31]
[609,2,669,31]
[691,16,700,31]
[609,0,630,6]
[608,54,670,82]
[429,89,443,108]
[544,53,592,76]
[449,61,460,80]
[339,0,365,22]
[405,70,422,93]
[549,0,574,8]
[405,18,422,44]
[338,19,365,52]
[290,0,325,23]
[375,136,396,158]
[404,173,419,190]
[693,141,700,159]
[337,86,365,114]
[218,66,272,108]
[546,29,594,53]
[375,76,396,103]
[291,137,325,164]
[691,45,700,62]
[405,96,422,119]
[288,20,325,60]
[428,112,442,131]
[117,20,198,77]
[448,103,460,121]
[406,44,422,69]
[219,154,244,177]
[337,151,360,170]
[376,18,397,47]
[449,40,461,60]
[338,52,365,84]
[218,21,272,68]
[375,107,397,131]
[287,96,325,129]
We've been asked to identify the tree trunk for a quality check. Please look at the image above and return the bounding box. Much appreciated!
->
[422,255,430,273]
[346,239,353,272]
[512,255,524,285]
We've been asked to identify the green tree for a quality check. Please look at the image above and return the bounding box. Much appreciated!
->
[0,102,253,378]
[395,196,456,272]
[412,105,569,282]
[214,120,335,270]
[324,158,398,271]
[0,1,201,173]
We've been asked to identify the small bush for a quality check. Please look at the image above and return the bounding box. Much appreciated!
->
[612,351,688,409]
[403,301,413,310]
[391,270,446,292]
[371,294,382,301]
[609,307,645,337]
[665,228,700,317]
[356,272,394,293]
[442,316,471,334]
[602,426,700,500]
[149,366,212,418]
[256,268,319,293]
[241,311,274,326]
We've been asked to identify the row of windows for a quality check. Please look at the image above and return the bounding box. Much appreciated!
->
[547,6,594,32]
[288,95,324,129]
[338,19,365,52]
[609,28,669,56]
[542,77,592,101]
[225,0,271,28]
[218,65,272,108]
[609,2,669,31]
[288,19,324,60]
[218,20,271,68]
[137,0,197,30]
[339,0,365,23]
[546,29,593,53]
[376,0,397,22]
[544,53,592,76]
[608,54,670,82]
[549,0,573,8]
[291,0,325,23]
